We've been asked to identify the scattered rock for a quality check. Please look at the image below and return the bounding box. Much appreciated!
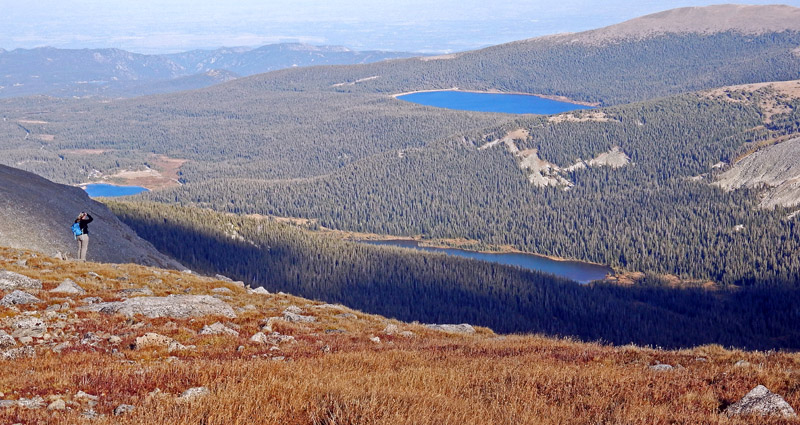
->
[215,274,233,282]
[80,295,236,319]
[17,396,45,409]
[199,322,239,337]
[0,346,35,360]
[249,287,270,295]
[0,400,16,408]
[134,333,174,350]
[734,360,751,368]
[649,364,674,372]
[118,287,154,298]
[335,313,357,320]
[82,297,104,304]
[108,335,122,344]
[424,323,476,334]
[383,324,399,335]
[47,399,66,411]
[0,290,42,306]
[724,385,797,418]
[178,387,209,401]
[49,279,86,295]
[87,272,101,279]
[250,332,295,345]
[11,317,47,339]
[370,336,381,344]
[284,305,303,314]
[75,391,99,401]
[0,330,16,349]
[114,404,135,415]
[212,287,232,294]
[0,271,42,291]
[282,307,315,323]
[399,331,415,338]
[80,409,99,419]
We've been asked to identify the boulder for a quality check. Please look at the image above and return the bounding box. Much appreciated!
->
[725,385,797,418]
[249,287,270,295]
[80,295,236,319]
[0,331,16,349]
[0,271,42,291]
[49,278,86,295]
[47,399,67,411]
[178,387,209,401]
[113,404,135,415]
[0,290,42,306]
[249,332,295,345]
[199,322,239,337]
[135,333,174,350]
[424,323,476,334]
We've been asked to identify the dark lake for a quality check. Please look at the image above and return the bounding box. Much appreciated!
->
[82,183,149,197]
[397,90,595,114]
[360,239,612,284]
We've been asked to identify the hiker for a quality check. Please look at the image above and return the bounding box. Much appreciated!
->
[74,212,93,261]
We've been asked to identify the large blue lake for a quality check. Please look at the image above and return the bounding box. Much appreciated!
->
[361,239,612,284]
[397,91,595,114]
[82,183,149,197]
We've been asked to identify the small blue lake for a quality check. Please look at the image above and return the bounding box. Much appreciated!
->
[397,90,595,114]
[360,239,612,284]
[82,183,149,197]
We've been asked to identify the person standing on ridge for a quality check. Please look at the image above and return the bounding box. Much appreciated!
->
[75,212,93,261]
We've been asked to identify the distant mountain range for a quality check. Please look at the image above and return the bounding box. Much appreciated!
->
[0,44,421,98]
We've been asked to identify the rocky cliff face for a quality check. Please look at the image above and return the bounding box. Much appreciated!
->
[0,164,181,268]
[714,137,800,209]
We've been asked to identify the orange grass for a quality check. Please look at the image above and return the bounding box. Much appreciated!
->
[0,247,798,424]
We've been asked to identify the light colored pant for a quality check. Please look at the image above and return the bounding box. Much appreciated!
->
[76,234,89,261]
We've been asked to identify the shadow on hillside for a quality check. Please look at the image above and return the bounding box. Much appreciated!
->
[118,211,800,351]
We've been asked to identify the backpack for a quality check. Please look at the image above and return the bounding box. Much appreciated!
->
[71,222,83,239]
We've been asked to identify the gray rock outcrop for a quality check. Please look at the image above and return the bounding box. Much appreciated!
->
[80,295,236,318]
[0,271,42,291]
[424,323,476,334]
[0,290,41,306]
[714,136,800,209]
[725,385,797,418]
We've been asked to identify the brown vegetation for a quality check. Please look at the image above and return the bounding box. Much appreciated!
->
[0,247,798,424]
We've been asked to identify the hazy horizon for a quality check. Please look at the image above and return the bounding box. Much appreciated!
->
[3,1,800,54]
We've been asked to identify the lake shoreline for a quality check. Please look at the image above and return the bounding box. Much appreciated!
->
[391,88,600,107]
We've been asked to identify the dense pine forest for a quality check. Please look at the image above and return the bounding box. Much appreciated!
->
[138,91,800,285]
[109,201,800,350]
[0,27,798,288]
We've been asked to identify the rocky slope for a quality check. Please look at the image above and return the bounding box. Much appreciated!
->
[0,164,181,268]
[715,136,800,209]
[0,246,797,424]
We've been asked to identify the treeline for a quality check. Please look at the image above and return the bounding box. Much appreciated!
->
[109,201,800,350]
[141,92,800,285]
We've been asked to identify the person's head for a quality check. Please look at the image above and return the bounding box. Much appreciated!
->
[77,212,85,221]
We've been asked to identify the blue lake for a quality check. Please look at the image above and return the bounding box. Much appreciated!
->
[360,239,612,284]
[82,183,149,197]
[397,90,595,114]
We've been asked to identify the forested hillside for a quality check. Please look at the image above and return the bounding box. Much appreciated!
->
[1,6,799,288]
[108,201,800,350]
[139,90,800,285]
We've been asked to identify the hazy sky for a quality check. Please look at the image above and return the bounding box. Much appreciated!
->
[2,1,800,53]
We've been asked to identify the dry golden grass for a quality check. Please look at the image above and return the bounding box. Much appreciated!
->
[0,247,798,424]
